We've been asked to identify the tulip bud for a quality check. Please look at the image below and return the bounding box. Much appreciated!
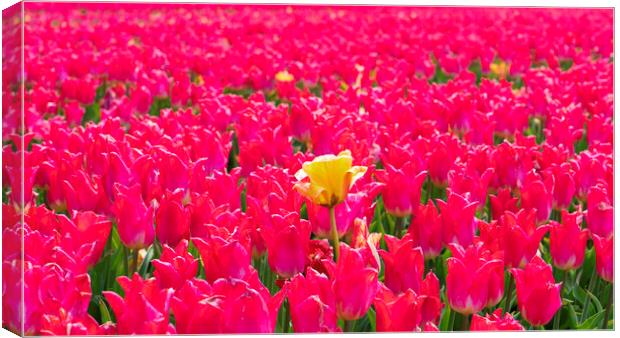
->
[331,244,379,321]
[262,212,311,278]
[111,183,155,250]
[510,256,562,326]
[374,285,424,332]
[446,243,504,315]
[375,163,426,217]
[155,189,191,247]
[192,235,251,283]
[586,183,613,238]
[592,234,613,283]
[437,191,478,247]
[408,203,443,259]
[549,211,589,270]
[499,209,549,268]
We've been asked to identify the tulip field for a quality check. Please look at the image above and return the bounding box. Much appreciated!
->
[1,3,615,335]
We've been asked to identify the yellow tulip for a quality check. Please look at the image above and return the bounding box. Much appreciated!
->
[294,150,367,208]
[293,150,367,261]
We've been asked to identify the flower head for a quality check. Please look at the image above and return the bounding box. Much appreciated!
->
[294,150,367,207]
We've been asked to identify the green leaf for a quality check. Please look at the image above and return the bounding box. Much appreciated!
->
[98,296,113,323]
[439,306,451,331]
[577,310,606,329]
[82,103,101,125]
[367,307,376,332]
[566,303,578,329]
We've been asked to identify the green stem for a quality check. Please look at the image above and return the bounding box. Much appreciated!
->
[461,314,469,331]
[504,274,513,314]
[603,282,613,329]
[123,246,130,276]
[130,249,138,276]
[344,320,354,332]
[581,269,598,322]
[329,206,340,261]
[448,308,456,331]
[394,216,405,237]
[553,270,567,330]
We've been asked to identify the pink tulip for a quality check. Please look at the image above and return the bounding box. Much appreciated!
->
[103,274,175,334]
[549,211,589,270]
[155,189,191,247]
[437,191,478,247]
[446,243,504,314]
[586,183,613,238]
[498,209,550,268]
[380,234,425,294]
[328,243,379,321]
[152,240,199,290]
[375,163,426,217]
[192,234,251,283]
[374,285,424,332]
[489,188,519,220]
[408,202,443,259]
[470,309,525,331]
[170,278,221,334]
[211,270,285,333]
[592,234,613,283]
[520,171,553,223]
[285,268,339,332]
[261,212,311,278]
[545,163,576,211]
[111,183,155,249]
[510,256,562,326]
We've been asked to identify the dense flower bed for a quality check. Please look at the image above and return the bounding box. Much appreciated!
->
[2,3,614,334]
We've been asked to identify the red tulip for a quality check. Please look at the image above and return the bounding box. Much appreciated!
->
[437,191,478,247]
[586,183,613,238]
[489,188,519,220]
[103,273,175,334]
[545,163,576,211]
[520,171,553,223]
[419,271,443,325]
[549,211,589,270]
[155,189,191,247]
[111,183,155,249]
[408,202,443,259]
[152,240,199,290]
[374,285,424,332]
[498,209,550,268]
[40,312,115,335]
[192,234,251,283]
[286,268,339,332]
[470,308,525,331]
[380,234,425,294]
[22,263,93,335]
[170,278,221,334]
[374,163,426,217]
[510,256,562,326]
[592,234,613,283]
[211,270,285,333]
[261,212,311,278]
[446,243,504,314]
[328,243,379,321]
[61,170,106,213]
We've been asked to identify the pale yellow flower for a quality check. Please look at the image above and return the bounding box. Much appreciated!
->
[275,70,294,82]
[294,150,367,207]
